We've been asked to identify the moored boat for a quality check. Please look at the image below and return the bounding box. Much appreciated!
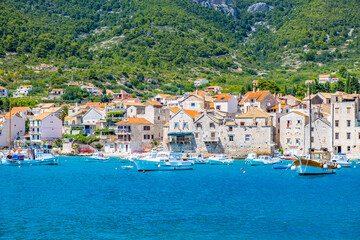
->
[208,154,233,165]
[88,151,109,161]
[292,151,340,175]
[251,155,273,166]
[245,153,257,164]
[133,152,194,171]
[187,154,208,164]
[0,146,58,166]
[330,153,352,167]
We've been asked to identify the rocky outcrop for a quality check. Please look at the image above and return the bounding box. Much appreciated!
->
[190,0,239,17]
[247,2,273,12]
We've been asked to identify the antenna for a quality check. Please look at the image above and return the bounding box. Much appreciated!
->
[309,83,312,154]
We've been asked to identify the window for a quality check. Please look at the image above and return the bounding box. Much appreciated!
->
[143,126,150,131]
[347,133,351,139]
[229,126,233,132]
[297,120,301,125]
[191,103,195,107]
[358,132,360,139]
[286,120,291,128]
[347,107,351,114]
[195,133,198,138]
[183,122,188,129]
[196,123,202,128]
[229,135,234,141]
[335,133,339,139]
[347,120,351,127]
[335,120,339,127]
[295,139,300,144]
[335,108,339,114]
[311,137,314,143]
[216,105,221,110]
[174,123,179,129]
[158,116,160,120]
[347,146,351,151]
[286,139,291,144]
[240,122,245,126]
[211,132,215,138]
[210,123,215,128]
[295,128,300,133]
[245,135,250,141]
[286,128,290,134]
[144,135,150,140]
[151,135,154,139]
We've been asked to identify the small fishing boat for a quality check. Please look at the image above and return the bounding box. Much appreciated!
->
[292,151,340,175]
[330,153,352,167]
[89,151,109,161]
[273,163,292,170]
[251,155,273,166]
[245,153,257,164]
[187,154,208,164]
[208,154,233,165]
[133,152,194,171]
[0,146,58,166]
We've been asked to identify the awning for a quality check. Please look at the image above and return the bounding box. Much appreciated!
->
[168,132,193,136]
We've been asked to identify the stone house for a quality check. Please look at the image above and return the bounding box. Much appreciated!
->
[239,90,278,113]
[178,94,210,112]
[0,86,9,98]
[115,117,155,153]
[213,95,238,114]
[304,118,332,153]
[82,108,105,135]
[279,111,309,156]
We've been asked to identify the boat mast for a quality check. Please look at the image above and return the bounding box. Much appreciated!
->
[8,98,11,150]
[309,83,312,154]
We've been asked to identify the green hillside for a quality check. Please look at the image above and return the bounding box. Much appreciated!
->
[1,0,360,101]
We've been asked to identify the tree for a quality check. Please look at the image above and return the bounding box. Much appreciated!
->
[63,86,89,101]
[101,87,109,102]
[339,65,347,77]
[345,74,351,93]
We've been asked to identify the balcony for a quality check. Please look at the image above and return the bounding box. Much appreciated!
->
[202,137,220,142]
[169,137,192,143]
[116,129,131,134]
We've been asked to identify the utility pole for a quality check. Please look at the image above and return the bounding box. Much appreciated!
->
[308,83,312,154]
[8,98,11,150]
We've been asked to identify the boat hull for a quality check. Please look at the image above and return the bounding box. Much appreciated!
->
[209,159,233,165]
[1,157,58,166]
[294,159,336,175]
[250,159,264,166]
[133,159,194,171]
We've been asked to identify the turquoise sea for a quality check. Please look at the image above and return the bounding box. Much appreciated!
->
[1,157,359,240]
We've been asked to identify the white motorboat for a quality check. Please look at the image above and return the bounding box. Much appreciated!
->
[187,154,208,164]
[250,155,273,166]
[133,152,194,171]
[330,153,351,167]
[0,146,58,166]
[208,154,233,165]
[245,153,257,164]
[89,151,109,161]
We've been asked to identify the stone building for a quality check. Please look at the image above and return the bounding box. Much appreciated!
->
[279,111,309,156]
[239,90,278,113]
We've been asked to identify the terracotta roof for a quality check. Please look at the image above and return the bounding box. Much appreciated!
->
[213,95,233,102]
[5,112,19,119]
[276,96,286,105]
[302,94,316,101]
[52,88,63,91]
[305,80,314,83]
[168,107,180,114]
[41,103,56,109]
[115,117,152,125]
[240,91,270,105]
[236,108,271,119]
[32,112,52,120]
[123,102,145,106]
[10,107,29,114]
[147,101,163,106]
[225,121,237,126]
[97,103,106,108]
[285,95,302,103]
[84,102,100,106]
[20,85,32,88]
[292,111,309,117]
[188,90,209,96]
[319,75,330,78]
[268,104,289,110]
[317,92,333,99]
[158,94,172,99]
[0,86,7,89]
[183,109,200,119]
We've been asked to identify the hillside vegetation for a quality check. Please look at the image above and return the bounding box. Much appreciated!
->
[1,0,360,101]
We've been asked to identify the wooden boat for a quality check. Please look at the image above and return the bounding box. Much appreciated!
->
[292,152,340,175]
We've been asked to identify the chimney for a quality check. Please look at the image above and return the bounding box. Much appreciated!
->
[196,89,198,95]
[278,102,282,113]
[257,88,260,92]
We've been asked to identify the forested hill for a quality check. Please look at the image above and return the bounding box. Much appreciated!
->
[1,0,360,100]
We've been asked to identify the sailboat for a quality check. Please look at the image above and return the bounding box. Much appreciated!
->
[291,84,340,175]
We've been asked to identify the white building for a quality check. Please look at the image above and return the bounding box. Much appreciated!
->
[81,86,101,96]
[213,95,238,113]
[318,75,331,83]
[194,78,209,87]
[30,112,62,143]
[49,88,65,99]
[13,85,33,98]
[0,86,9,97]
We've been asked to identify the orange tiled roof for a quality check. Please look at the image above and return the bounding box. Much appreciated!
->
[32,112,52,120]
[210,102,214,108]
[236,108,271,119]
[168,107,180,114]
[268,104,289,110]
[0,86,7,89]
[115,117,152,125]
[52,88,63,91]
[213,95,233,102]
[158,94,172,99]
[85,102,100,106]
[292,111,309,117]
[147,101,163,106]
[183,109,200,119]
[319,75,330,78]
[10,107,29,113]
[240,90,270,104]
